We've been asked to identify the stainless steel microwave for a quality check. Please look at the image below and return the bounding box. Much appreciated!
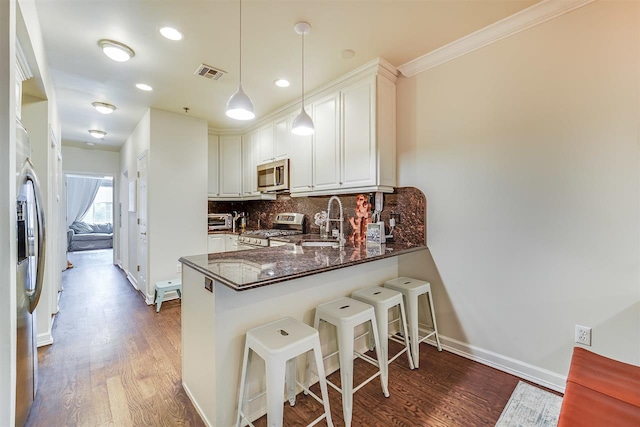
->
[257,159,289,192]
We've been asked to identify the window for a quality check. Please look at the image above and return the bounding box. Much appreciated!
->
[81,178,113,224]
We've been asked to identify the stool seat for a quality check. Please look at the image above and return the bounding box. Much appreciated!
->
[154,279,182,313]
[384,277,442,368]
[308,297,388,427]
[237,317,333,427]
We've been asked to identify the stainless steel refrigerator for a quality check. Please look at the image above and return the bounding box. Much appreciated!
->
[15,121,46,427]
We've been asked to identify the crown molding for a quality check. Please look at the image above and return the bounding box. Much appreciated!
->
[398,0,596,77]
[16,39,34,82]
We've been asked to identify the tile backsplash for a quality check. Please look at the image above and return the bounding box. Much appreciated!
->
[208,187,426,246]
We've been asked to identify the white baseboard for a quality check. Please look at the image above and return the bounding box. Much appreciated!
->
[428,335,566,393]
[37,332,53,347]
[183,381,214,427]
[126,271,138,290]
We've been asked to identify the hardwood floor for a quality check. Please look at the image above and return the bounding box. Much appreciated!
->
[26,249,546,426]
[26,250,203,427]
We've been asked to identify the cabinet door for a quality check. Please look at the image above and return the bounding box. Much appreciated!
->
[207,235,225,253]
[273,116,289,160]
[242,131,259,196]
[219,135,243,197]
[224,234,238,251]
[289,111,314,193]
[259,123,275,164]
[341,77,376,188]
[312,94,341,191]
[207,135,220,196]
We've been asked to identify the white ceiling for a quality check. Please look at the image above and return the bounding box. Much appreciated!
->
[30,0,539,151]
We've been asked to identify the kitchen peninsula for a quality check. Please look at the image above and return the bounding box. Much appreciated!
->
[178,240,426,427]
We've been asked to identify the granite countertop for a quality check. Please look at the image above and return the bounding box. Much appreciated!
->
[179,238,427,291]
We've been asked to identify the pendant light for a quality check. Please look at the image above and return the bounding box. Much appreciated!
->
[226,0,255,121]
[291,22,314,136]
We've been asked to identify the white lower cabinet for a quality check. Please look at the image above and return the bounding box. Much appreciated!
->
[224,234,238,252]
[208,235,225,253]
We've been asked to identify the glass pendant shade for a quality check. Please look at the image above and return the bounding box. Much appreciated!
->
[291,108,314,135]
[226,84,255,120]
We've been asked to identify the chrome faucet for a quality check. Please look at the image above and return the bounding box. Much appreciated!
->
[326,196,345,249]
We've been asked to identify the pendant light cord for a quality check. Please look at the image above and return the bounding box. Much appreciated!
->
[239,0,242,84]
[301,31,305,108]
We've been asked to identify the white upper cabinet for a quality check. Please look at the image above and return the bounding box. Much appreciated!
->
[273,116,290,160]
[341,76,376,188]
[242,130,260,196]
[219,135,243,197]
[311,93,341,192]
[259,123,274,164]
[288,59,397,196]
[289,110,314,193]
[207,134,219,197]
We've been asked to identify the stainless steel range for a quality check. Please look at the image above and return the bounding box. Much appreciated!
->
[238,213,305,247]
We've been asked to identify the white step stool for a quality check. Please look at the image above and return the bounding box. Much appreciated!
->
[351,286,415,391]
[384,277,442,368]
[154,279,182,313]
[306,297,388,427]
[236,317,333,427]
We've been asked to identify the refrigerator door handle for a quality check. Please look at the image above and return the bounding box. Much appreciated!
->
[20,159,46,313]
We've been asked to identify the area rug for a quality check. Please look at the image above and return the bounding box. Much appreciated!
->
[495,381,563,427]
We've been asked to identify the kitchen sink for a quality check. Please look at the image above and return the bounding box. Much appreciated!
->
[300,240,339,248]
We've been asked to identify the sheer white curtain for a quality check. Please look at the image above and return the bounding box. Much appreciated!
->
[66,176,102,226]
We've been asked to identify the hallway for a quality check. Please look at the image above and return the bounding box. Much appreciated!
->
[26,250,203,426]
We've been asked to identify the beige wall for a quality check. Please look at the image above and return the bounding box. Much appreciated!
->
[397,0,639,390]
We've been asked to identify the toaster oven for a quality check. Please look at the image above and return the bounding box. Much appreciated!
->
[208,213,233,231]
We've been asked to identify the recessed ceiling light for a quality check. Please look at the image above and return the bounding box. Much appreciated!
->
[86,142,96,146]
[159,26,183,41]
[88,130,107,139]
[341,49,355,59]
[136,83,153,91]
[98,39,135,62]
[92,102,116,114]
[274,79,290,88]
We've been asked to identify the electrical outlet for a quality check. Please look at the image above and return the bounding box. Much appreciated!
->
[575,325,592,346]
[176,263,182,274]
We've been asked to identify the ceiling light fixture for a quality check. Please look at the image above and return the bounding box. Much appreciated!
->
[88,130,107,139]
[274,79,290,88]
[92,102,116,114]
[98,39,135,62]
[159,26,183,41]
[226,0,255,121]
[291,22,314,136]
[136,83,153,91]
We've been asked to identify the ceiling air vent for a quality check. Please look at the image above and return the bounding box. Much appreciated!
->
[194,63,226,81]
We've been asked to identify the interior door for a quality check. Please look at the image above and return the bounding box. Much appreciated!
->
[137,154,148,300]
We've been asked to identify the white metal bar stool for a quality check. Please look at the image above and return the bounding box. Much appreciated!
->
[236,317,333,427]
[305,297,388,427]
[384,277,442,368]
[351,286,415,390]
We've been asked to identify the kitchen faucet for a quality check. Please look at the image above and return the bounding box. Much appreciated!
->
[326,196,345,249]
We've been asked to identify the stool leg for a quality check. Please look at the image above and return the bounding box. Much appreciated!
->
[156,290,165,313]
[304,313,321,394]
[398,300,415,369]
[369,316,389,398]
[337,326,355,427]
[235,343,251,427]
[425,292,442,351]
[176,289,182,299]
[406,293,420,368]
[265,359,287,427]
[374,306,390,394]
[285,358,296,406]
[313,341,334,427]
